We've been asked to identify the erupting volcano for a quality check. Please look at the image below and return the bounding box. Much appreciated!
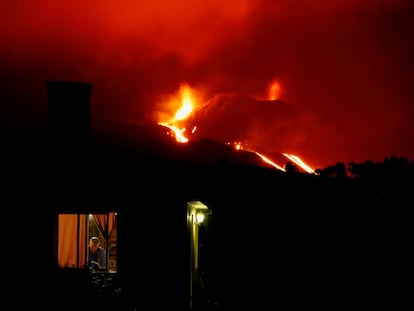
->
[156,82,315,174]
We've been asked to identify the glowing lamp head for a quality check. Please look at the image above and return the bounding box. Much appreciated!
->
[188,201,212,225]
[196,212,205,224]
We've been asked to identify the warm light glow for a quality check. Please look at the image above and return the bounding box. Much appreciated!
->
[196,212,205,224]
[159,122,189,143]
[234,141,243,150]
[255,152,286,171]
[226,141,287,172]
[157,84,315,171]
[188,201,210,225]
[268,80,281,100]
[175,84,194,120]
[227,141,249,151]
[158,83,203,143]
[283,153,315,174]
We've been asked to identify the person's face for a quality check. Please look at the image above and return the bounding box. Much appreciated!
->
[90,242,98,251]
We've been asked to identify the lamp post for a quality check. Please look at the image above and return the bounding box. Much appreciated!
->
[187,201,211,309]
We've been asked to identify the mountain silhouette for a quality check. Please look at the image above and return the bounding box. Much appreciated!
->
[91,121,275,168]
[184,94,298,154]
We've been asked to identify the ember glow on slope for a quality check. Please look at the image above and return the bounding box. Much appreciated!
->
[2,0,414,168]
[158,83,315,173]
[158,83,197,143]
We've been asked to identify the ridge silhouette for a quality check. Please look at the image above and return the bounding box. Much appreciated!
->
[1,80,410,310]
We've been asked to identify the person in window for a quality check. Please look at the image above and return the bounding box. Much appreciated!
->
[88,236,107,270]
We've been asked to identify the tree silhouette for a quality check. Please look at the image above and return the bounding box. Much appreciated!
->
[284,161,299,174]
[315,162,347,179]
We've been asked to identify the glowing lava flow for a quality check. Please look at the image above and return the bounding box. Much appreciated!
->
[158,83,199,143]
[268,80,281,101]
[158,123,189,143]
[157,82,315,174]
[283,153,315,174]
[255,152,286,171]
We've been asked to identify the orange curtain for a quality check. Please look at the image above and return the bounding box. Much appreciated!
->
[58,214,87,268]
[93,212,117,246]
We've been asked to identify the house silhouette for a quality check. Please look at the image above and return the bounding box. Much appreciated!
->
[3,81,408,310]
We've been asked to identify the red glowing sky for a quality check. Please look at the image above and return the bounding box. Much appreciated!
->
[1,0,414,169]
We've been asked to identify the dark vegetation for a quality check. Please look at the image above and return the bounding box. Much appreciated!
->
[1,77,412,309]
[2,125,411,310]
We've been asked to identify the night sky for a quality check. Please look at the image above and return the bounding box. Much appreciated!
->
[1,0,414,169]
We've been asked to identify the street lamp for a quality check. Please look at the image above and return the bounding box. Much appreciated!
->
[187,201,212,309]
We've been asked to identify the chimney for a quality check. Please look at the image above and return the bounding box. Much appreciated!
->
[46,81,93,146]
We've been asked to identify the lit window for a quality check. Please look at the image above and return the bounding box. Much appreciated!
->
[57,212,118,272]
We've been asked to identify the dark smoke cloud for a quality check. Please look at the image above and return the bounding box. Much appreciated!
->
[1,0,414,168]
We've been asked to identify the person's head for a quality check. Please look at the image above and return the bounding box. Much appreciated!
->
[89,237,100,251]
